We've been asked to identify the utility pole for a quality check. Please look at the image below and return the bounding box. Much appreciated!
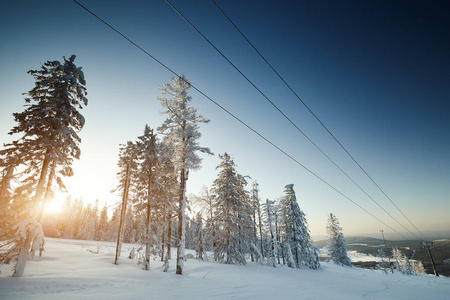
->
[380,230,394,273]
[421,242,439,276]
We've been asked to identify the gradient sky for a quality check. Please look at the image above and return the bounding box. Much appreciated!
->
[1,0,449,239]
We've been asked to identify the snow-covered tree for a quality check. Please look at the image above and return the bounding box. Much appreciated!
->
[185,218,194,250]
[194,213,206,260]
[0,55,87,276]
[155,141,178,269]
[113,141,138,264]
[392,246,421,275]
[377,248,391,274]
[250,181,264,262]
[157,74,212,275]
[262,199,279,267]
[212,153,252,265]
[79,203,95,240]
[105,206,120,242]
[326,213,351,266]
[123,206,137,243]
[134,125,158,270]
[96,203,109,241]
[71,199,84,239]
[192,186,216,252]
[278,184,320,270]
[412,259,426,274]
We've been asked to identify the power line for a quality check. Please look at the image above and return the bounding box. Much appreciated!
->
[164,0,423,241]
[210,0,428,241]
[72,0,409,239]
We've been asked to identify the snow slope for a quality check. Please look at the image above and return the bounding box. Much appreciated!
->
[1,238,449,299]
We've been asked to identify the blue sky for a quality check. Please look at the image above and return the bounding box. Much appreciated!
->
[1,0,449,239]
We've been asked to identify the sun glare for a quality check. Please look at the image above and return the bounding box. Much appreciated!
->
[44,199,63,215]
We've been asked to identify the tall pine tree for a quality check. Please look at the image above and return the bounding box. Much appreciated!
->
[0,55,87,277]
[157,74,212,275]
[134,125,158,270]
[113,141,138,264]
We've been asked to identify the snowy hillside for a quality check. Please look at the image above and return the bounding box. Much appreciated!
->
[1,238,449,299]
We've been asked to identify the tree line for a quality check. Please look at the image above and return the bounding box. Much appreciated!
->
[1,55,353,277]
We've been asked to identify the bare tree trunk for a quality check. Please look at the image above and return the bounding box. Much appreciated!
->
[13,234,33,277]
[167,214,172,260]
[251,202,257,262]
[176,169,186,275]
[115,164,130,265]
[163,207,171,272]
[266,200,277,267]
[275,213,282,265]
[31,164,55,261]
[257,204,264,259]
[161,204,166,262]
[252,185,264,259]
[13,155,51,277]
[207,190,216,260]
[144,181,151,270]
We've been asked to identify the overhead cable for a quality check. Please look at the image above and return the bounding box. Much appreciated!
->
[211,0,428,241]
[165,0,423,240]
[73,0,409,239]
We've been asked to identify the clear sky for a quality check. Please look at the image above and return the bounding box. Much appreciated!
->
[1,0,449,240]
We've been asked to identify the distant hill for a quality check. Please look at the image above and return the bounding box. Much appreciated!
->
[315,236,385,248]
[315,236,450,277]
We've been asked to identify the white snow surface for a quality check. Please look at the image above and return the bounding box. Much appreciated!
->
[1,238,449,300]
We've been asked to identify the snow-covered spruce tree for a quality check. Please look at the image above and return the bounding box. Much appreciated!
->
[250,181,264,262]
[262,199,279,267]
[194,212,205,260]
[193,186,216,253]
[413,259,425,274]
[326,213,351,266]
[185,218,194,250]
[71,199,84,239]
[105,206,120,242]
[278,184,320,269]
[123,205,136,243]
[157,74,212,275]
[97,203,109,241]
[133,125,158,270]
[392,246,416,275]
[273,202,283,265]
[155,141,178,270]
[113,141,138,264]
[0,55,87,277]
[78,203,94,240]
[212,153,252,265]
[55,196,72,237]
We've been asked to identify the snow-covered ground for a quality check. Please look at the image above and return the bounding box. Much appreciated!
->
[348,250,382,262]
[1,238,449,300]
[319,247,381,262]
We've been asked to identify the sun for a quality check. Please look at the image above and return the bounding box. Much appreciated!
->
[44,199,63,215]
